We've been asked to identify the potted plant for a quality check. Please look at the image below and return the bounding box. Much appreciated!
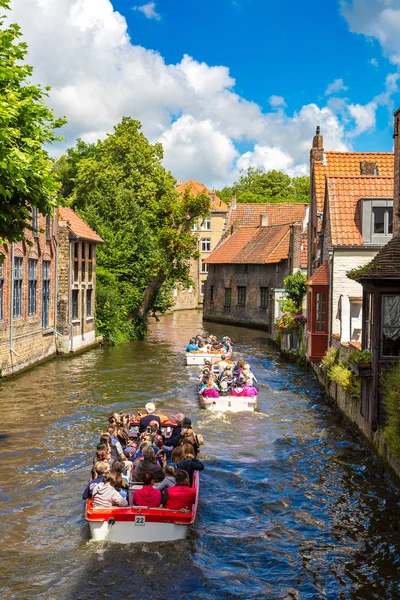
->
[349,350,373,377]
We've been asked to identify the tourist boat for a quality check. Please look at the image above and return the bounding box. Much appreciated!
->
[199,391,258,413]
[185,348,232,366]
[86,472,199,544]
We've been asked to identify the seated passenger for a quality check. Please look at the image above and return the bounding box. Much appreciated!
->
[219,380,230,396]
[83,461,110,500]
[148,420,163,448]
[186,338,199,352]
[242,378,258,397]
[202,380,220,399]
[163,470,196,510]
[233,358,245,377]
[168,414,184,448]
[222,336,233,353]
[243,362,258,384]
[110,460,129,499]
[176,443,204,485]
[132,472,162,507]
[231,382,246,396]
[219,368,234,388]
[199,375,210,392]
[139,402,161,433]
[92,473,128,508]
[124,436,139,461]
[217,354,230,375]
[132,445,165,483]
[154,465,177,491]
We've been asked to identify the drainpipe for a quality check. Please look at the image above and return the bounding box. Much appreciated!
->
[9,243,19,357]
[328,248,334,348]
[67,239,77,353]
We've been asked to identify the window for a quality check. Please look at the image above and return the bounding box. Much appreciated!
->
[260,287,268,309]
[28,259,37,316]
[0,261,3,321]
[86,288,92,317]
[224,287,232,306]
[192,221,199,231]
[88,244,93,281]
[46,214,51,241]
[210,285,215,303]
[315,292,327,332]
[373,207,392,235]
[72,290,79,319]
[81,243,86,281]
[237,286,246,306]
[201,238,211,252]
[42,261,50,328]
[13,257,22,318]
[200,282,205,296]
[201,260,208,274]
[74,242,79,282]
[201,217,211,231]
[381,295,400,357]
[32,208,38,237]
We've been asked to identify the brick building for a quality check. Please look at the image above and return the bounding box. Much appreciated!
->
[0,207,103,377]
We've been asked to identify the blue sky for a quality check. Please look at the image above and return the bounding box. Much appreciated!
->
[9,0,400,186]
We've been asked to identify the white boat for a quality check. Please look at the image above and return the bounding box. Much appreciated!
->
[86,472,199,544]
[185,349,232,366]
[199,392,257,413]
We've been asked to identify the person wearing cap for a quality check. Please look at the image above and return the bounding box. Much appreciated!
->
[139,402,161,433]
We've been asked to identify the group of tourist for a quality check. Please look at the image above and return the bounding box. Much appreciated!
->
[186,334,233,354]
[199,357,258,398]
[83,402,204,511]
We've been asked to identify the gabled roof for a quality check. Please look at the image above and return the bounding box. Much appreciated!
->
[58,207,104,243]
[306,261,329,286]
[326,175,393,246]
[227,203,307,229]
[354,234,400,280]
[175,180,228,211]
[314,152,394,213]
[204,224,291,264]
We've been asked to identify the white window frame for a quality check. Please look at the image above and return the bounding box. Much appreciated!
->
[201,238,211,253]
[201,217,211,231]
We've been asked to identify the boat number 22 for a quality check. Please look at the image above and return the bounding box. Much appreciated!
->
[135,515,146,526]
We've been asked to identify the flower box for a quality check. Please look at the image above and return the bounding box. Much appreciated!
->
[350,362,372,377]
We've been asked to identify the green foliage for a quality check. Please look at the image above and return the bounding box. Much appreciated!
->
[346,262,376,281]
[330,363,354,391]
[280,298,298,314]
[216,167,309,205]
[59,117,210,341]
[321,347,339,372]
[0,1,65,243]
[381,363,400,460]
[283,270,307,312]
[348,350,372,365]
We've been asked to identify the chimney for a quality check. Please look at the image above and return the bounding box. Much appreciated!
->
[260,214,269,227]
[360,161,378,175]
[310,125,324,163]
[393,108,400,234]
[229,195,237,210]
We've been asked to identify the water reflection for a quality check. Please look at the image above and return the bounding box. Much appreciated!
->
[0,310,399,599]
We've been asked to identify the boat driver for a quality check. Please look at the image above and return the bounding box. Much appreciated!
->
[138,402,162,433]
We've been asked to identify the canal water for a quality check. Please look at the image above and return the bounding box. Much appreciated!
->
[1,310,400,600]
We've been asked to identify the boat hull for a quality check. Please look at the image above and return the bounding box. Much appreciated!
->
[185,350,232,365]
[199,393,257,413]
[89,519,189,543]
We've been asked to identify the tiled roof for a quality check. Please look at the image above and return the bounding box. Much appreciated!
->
[306,261,329,286]
[355,234,400,279]
[314,152,394,213]
[227,203,307,229]
[204,224,291,264]
[176,180,228,211]
[58,207,104,243]
[326,175,393,246]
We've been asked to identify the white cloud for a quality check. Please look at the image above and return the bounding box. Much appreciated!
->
[347,101,377,135]
[370,57,379,67]
[269,95,286,108]
[8,0,358,187]
[325,78,348,95]
[133,2,161,21]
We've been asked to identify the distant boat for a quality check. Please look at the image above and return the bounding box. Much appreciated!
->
[199,391,258,413]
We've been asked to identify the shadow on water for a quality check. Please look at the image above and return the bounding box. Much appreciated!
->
[1,310,400,599]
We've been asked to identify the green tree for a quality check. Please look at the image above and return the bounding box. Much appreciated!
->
[60,117,210,341]
[216,167,309,205]
[283,269,307,312]
[0,0,65,243]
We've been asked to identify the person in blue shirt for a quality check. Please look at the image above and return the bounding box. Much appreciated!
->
[186,338,199,352]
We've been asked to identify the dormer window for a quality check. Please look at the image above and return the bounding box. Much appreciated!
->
[361,198,393,245]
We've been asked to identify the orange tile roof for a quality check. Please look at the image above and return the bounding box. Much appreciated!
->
[326,175,393,246]
[314,152,393,213]
[306,261,329,286]
[204,224,291,264]
[227,203,307,229]
[176,180,228,211]
[58,207,104,243]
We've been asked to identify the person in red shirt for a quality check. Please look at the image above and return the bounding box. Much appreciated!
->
[163,470,196,510]
[132,472,162,507]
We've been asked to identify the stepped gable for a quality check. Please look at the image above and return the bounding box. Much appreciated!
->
[227,203,306,229]
[58,207,104,243]
[175,180,228,211]
[306,261,329,286]
[314,152,394,213]
[204,224,291,264]
[326,175,393,246]
[354,234,400,280]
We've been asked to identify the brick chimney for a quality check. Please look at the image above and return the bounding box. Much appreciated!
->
[229,195,237,210]
[360,161,378,175]
[394,108,400,234]
[308,126,324,277]
[310,125,324,163]
[260,214,269,227]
